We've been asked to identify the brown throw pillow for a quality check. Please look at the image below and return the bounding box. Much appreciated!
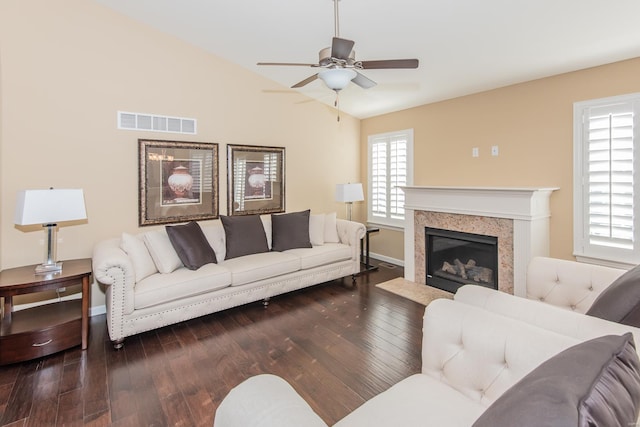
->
[165,221,217,270]
[271,210,313,252]
[472,333,640,427]
[586,264,640,326]
[220,215,269,260]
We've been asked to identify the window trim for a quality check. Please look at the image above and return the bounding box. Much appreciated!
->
[367,129,414,229]
[573,92,640,269]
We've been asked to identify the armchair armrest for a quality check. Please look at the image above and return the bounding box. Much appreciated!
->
[214,374,328,427]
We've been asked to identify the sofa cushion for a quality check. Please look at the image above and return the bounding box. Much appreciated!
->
[586,264,640,326]
[220,251,301,286]
[324,212,340,243]
[166,221,217,270]
[134,263,232,310]
[220,214,270,260]
[472,333,640,427]
[285,243,351,270]
[143,230,183,273]
[309,214,325,246]
[120,232,158,282]
[271,210,312,252]
[334,373,486,427]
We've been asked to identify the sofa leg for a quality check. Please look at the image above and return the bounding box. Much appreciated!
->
[112,339,125,350]
[262,297,270,308]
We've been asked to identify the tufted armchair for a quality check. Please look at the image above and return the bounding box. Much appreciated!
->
[215,298,640,426]
[524,256,626,313]
[215,299,582,426]
[455,256,640,348]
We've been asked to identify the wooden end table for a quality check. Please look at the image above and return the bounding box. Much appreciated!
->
[0,258,92,365]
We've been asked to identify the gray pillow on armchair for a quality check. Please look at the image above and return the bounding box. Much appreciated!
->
[472,333,640,427]
[586,264,640,327]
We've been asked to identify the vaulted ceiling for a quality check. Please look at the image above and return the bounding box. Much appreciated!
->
[95,0,640,118]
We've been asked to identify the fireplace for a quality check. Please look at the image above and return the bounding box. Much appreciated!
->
[425,227,498,293]
[401,186,558,296]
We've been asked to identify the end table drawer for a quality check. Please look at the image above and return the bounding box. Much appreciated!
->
[0,319,82,365]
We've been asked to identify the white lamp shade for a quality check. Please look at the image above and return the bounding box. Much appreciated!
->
[335,183,364,203]
[319,68,357,91]
[15,189,87,225]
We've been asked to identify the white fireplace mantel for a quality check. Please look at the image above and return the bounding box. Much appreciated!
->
[400,186,559,296]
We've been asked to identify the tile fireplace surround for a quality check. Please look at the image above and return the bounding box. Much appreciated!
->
[401,186,558,297]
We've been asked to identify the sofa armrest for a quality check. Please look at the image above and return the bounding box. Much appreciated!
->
[336,219,366,258]
[526,257,626,313]
[214,374,328,427]
[421,299,578,407]
[92,238,136,317]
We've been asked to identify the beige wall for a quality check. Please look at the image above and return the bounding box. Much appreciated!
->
[361,57,640,262]
[0,1,360,309]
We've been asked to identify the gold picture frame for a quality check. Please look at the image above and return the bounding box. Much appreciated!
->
[227,144,285,216]
[139,139,219,226]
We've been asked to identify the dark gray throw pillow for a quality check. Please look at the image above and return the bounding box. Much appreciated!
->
[472,333,640,427]
[220,214,269,260]
[586,264,640,326]
[165,221,217,270]
[271,210,312,252]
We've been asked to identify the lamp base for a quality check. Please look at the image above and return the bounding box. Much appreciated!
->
[35,262,63,275]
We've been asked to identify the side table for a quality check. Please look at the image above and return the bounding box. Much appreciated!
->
[360,226,379,273]
[0,258,92,365]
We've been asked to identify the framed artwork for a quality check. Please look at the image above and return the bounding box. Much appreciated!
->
[139,139,219,226]
[227,144,285,216]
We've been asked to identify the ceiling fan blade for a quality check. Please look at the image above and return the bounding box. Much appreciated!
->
[292,73,319,88]
[352,72,376,89]
[331,37,355,60]
[360,59,419,69]
[257,62,317,67]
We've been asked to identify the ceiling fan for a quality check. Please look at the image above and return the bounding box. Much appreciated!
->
[257,0,419,93]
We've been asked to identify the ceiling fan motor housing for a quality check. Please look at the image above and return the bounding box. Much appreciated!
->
[319,47,356,68]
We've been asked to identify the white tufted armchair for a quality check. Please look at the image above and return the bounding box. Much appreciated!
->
[524,256,626,313]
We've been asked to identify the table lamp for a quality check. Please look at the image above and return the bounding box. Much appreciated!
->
[14,188,87,274]
[335,183,364,221]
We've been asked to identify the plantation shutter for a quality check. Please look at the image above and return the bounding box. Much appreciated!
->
[371,140,388,218]
[584,102,635,250]
[389,135,408,219]
[368,129,413,227]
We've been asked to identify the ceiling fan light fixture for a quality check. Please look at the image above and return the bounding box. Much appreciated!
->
[318,68,357,91]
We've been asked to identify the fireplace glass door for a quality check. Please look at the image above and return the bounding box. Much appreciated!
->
[425,227,498,293]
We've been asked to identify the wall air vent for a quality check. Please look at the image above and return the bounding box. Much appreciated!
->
[118,111,197,135]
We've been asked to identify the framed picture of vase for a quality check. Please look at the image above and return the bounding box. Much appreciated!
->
[138,139,219,226]
[227,144,285,216]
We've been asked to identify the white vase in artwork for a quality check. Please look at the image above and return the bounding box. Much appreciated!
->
[247,166,266,196]
[168,165,193,198]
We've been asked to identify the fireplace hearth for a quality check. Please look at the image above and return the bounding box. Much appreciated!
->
[425,227,498,293]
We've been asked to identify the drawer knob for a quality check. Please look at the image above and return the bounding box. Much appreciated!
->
[32,339,53,347]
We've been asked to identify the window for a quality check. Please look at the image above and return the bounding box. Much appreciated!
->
[573,93,640,267]
[368,129,413,228]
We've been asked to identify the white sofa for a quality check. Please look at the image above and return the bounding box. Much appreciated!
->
[214,299,640,426]
[92,213,365,348]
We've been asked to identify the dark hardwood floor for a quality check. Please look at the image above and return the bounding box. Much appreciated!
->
[0,262,426,426]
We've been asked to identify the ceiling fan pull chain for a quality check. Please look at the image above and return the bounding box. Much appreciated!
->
[335,92,341,122]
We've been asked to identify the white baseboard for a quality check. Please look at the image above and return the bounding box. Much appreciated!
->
[90,305,106,317]
[369,252,404,267]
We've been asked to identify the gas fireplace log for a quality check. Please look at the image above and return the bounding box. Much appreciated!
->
[440,259,493,284]
[454,259,468,279]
